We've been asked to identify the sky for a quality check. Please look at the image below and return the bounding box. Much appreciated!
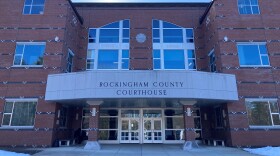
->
[71,0,212,3]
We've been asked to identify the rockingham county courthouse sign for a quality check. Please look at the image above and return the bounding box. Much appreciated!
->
[46,71,237,101]
[45,70,238,101]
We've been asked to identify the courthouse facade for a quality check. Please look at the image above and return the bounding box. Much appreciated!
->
[0,0,280,149]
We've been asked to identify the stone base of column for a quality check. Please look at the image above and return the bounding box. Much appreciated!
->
[182,141,199,150]
[84,141,101,150]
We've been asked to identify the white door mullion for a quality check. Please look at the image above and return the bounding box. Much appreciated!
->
[9,102,15,126]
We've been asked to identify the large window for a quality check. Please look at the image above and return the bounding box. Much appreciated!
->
[152,20,196,70]
[87,20,130,70]
[99,109,118,140]
[2,100,37,127]
[23,0,45,15]
[237,43,269,67]
[164,109,184,140]
[209,49,217,72]
[13,43,45,66]
[58,107,68,128]
[246,99,280,126]
[66,49,74,73]
[238,0,260,14]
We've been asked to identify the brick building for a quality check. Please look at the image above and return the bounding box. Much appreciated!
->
[0,0,279,149]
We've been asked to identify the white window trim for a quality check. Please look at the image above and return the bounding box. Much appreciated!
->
[238,0,260,15]
[87,20,130,70]
[152,20,196,70]
[237,42,270,67]
[23,0,45,15]
[1,98,38,128]
[12,42,45,67]
[246,98,280,128]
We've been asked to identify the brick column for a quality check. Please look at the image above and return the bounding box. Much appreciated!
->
[84,101,102,150]
[181,100,198,150]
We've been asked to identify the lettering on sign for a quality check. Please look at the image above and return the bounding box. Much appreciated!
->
[98,81,184,96]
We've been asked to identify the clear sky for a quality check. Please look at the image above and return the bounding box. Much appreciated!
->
[71,0,212,3]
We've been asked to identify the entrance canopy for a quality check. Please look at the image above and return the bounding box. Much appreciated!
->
[45,70,238,102]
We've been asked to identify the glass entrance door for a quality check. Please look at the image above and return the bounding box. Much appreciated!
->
[143,109,163,143]
[143,118,163,143]
[120,119,140,143]
[120,110,140,143]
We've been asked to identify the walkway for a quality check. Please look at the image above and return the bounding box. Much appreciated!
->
[31,144,257,156]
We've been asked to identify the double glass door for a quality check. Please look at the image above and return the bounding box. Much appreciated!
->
[143,118,163,143]
[120,109,163,144]
[120,118,140,143]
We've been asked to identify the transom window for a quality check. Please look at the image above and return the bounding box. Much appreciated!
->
[246,99,280,126]
[13,43,45,66]
[238,0,260,14]
[1,99,37,127]
[87,20,130,70]
[237,43,269,67]
[23,0,45,15]
[153,19,196,70]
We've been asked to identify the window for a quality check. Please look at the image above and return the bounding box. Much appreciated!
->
[87,20,130,70]
[214,107,224,128]
[23,0,45,15]
[66,49,74,73]
[246,99,280,126]
[209,49,217,72]
[164,109,184,140]
[13,43,45,66]
[58,107,68,127]
[99,109,118,140]
[2,100,37,127]
[237,43,269,67]
[238,0,260,14]
[152,20,196,70]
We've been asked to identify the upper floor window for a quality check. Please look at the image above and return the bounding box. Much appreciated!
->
[246,99,280,127]
[66,49,74,73]
[153,20,194,43]
[2,99,37,127]
[23,0,45,15]
[209,49,217,72]
[87,20,130,70]
[238,0,260,14]
[88,20,129,43]
[237,43,269,67]
[13,43,45,66]
[152,20,196,70]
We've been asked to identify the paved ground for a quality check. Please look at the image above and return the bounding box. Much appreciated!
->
[26,144,258,156]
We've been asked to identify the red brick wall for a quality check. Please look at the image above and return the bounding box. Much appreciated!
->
[200,0,280,147]
[0,0,75,147]
[75,5,207,71]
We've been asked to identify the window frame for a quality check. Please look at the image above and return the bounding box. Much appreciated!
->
[87,20,130,70]
[152,19,196,70]
[13,42,45,67]
[1,98,37,128]
[245,98,280,128]
[58,106,68,128]
[208,49,217,72]
[66,49,74,73]
[23,0,46,15]
[214,106,224,128]
[237,42,270,67]
[238,0,260,15]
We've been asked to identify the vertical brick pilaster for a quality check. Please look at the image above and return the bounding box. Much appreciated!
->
[183,105,196,141]
[87,104,100,141]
